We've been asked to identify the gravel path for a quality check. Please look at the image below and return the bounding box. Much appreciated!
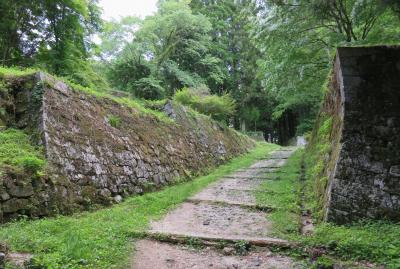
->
[132,148,301,269]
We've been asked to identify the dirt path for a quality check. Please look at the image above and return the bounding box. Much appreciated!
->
[132,148,300,269]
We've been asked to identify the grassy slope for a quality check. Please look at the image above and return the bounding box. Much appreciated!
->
[256,149,400,269]
[0,129,45,175]
[0,142,278,269]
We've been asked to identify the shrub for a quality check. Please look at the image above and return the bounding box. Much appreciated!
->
[16,156,45,174]
[173,88,236,122]
[143,99,168,111]
[129,77,165,100]
[107,115,121,128]
[313,256,334,269]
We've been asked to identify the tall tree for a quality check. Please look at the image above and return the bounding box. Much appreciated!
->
[0,0,103,87]
[107,1,224,98]
[95,16,141,61]
[253,0,400,135]
[37,0,102,86]
[190,0,271,132]
[0,0,43,66]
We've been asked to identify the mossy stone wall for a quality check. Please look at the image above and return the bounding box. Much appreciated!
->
[0,72,254,222]
[309,46,400,224]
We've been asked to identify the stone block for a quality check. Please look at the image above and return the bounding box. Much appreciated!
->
[2,198,30,213]
[323,46,400,223]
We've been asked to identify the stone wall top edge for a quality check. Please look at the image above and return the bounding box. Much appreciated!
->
[336,45,400,58]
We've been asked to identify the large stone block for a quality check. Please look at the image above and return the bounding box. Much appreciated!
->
[323,46,400,223]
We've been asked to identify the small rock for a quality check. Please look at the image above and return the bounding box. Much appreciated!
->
[0,192,10,201]
[251,258,262,267]
[7,253,33,268]
[223,247,235,255]
[390,165,400,177]
[165,258,175,263]
[114,195,123,203]
[265,250,272,256]
[8,184,34,198]
[99,189,111,198]
[0,242,8,253]
[0,253,5,269]
[2,198,30,213]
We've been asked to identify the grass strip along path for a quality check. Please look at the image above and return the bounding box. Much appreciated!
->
[0,142,279,269]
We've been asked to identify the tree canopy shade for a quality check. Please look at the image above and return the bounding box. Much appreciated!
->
[182,0,272,131]
[0,0,104,88]
[253,0,400,135]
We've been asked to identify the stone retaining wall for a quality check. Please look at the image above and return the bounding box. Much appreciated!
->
[0,73,254,222]
[323,46,400,223]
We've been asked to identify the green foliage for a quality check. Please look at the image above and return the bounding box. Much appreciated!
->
[384,0,400,16]
[58,75,173,123]
[254,0,400,134]
[3,0,400,136]
[174,88,236,122]
[0,142,277,269]
[143,99,168,111]
[313,256,335,269]
[242,106,261,131]
[303,114,334,218]
[130,77,165,100]
[105,42,153,92]
[0,67,37,78]
[16,156,45,174]
[107,115,121,128]
[234,240,250,255]
[95,16,141,61]
[300,221,400,268]
[318,117,333,138]
[0,0,105,89]
[0,129,45,174]
[105,1,223,97]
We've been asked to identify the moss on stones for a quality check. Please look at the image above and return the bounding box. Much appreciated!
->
[0,70,255,222]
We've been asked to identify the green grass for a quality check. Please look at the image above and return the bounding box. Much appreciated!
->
[300,221,400,268]
[0,67,37,78]
[0,142,278,269]
[255,149,303,237]
[0,129,45,174]
[256,148,400,268]
[107,115,122,128]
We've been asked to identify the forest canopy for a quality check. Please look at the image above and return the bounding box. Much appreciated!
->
[1,0,399,141]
